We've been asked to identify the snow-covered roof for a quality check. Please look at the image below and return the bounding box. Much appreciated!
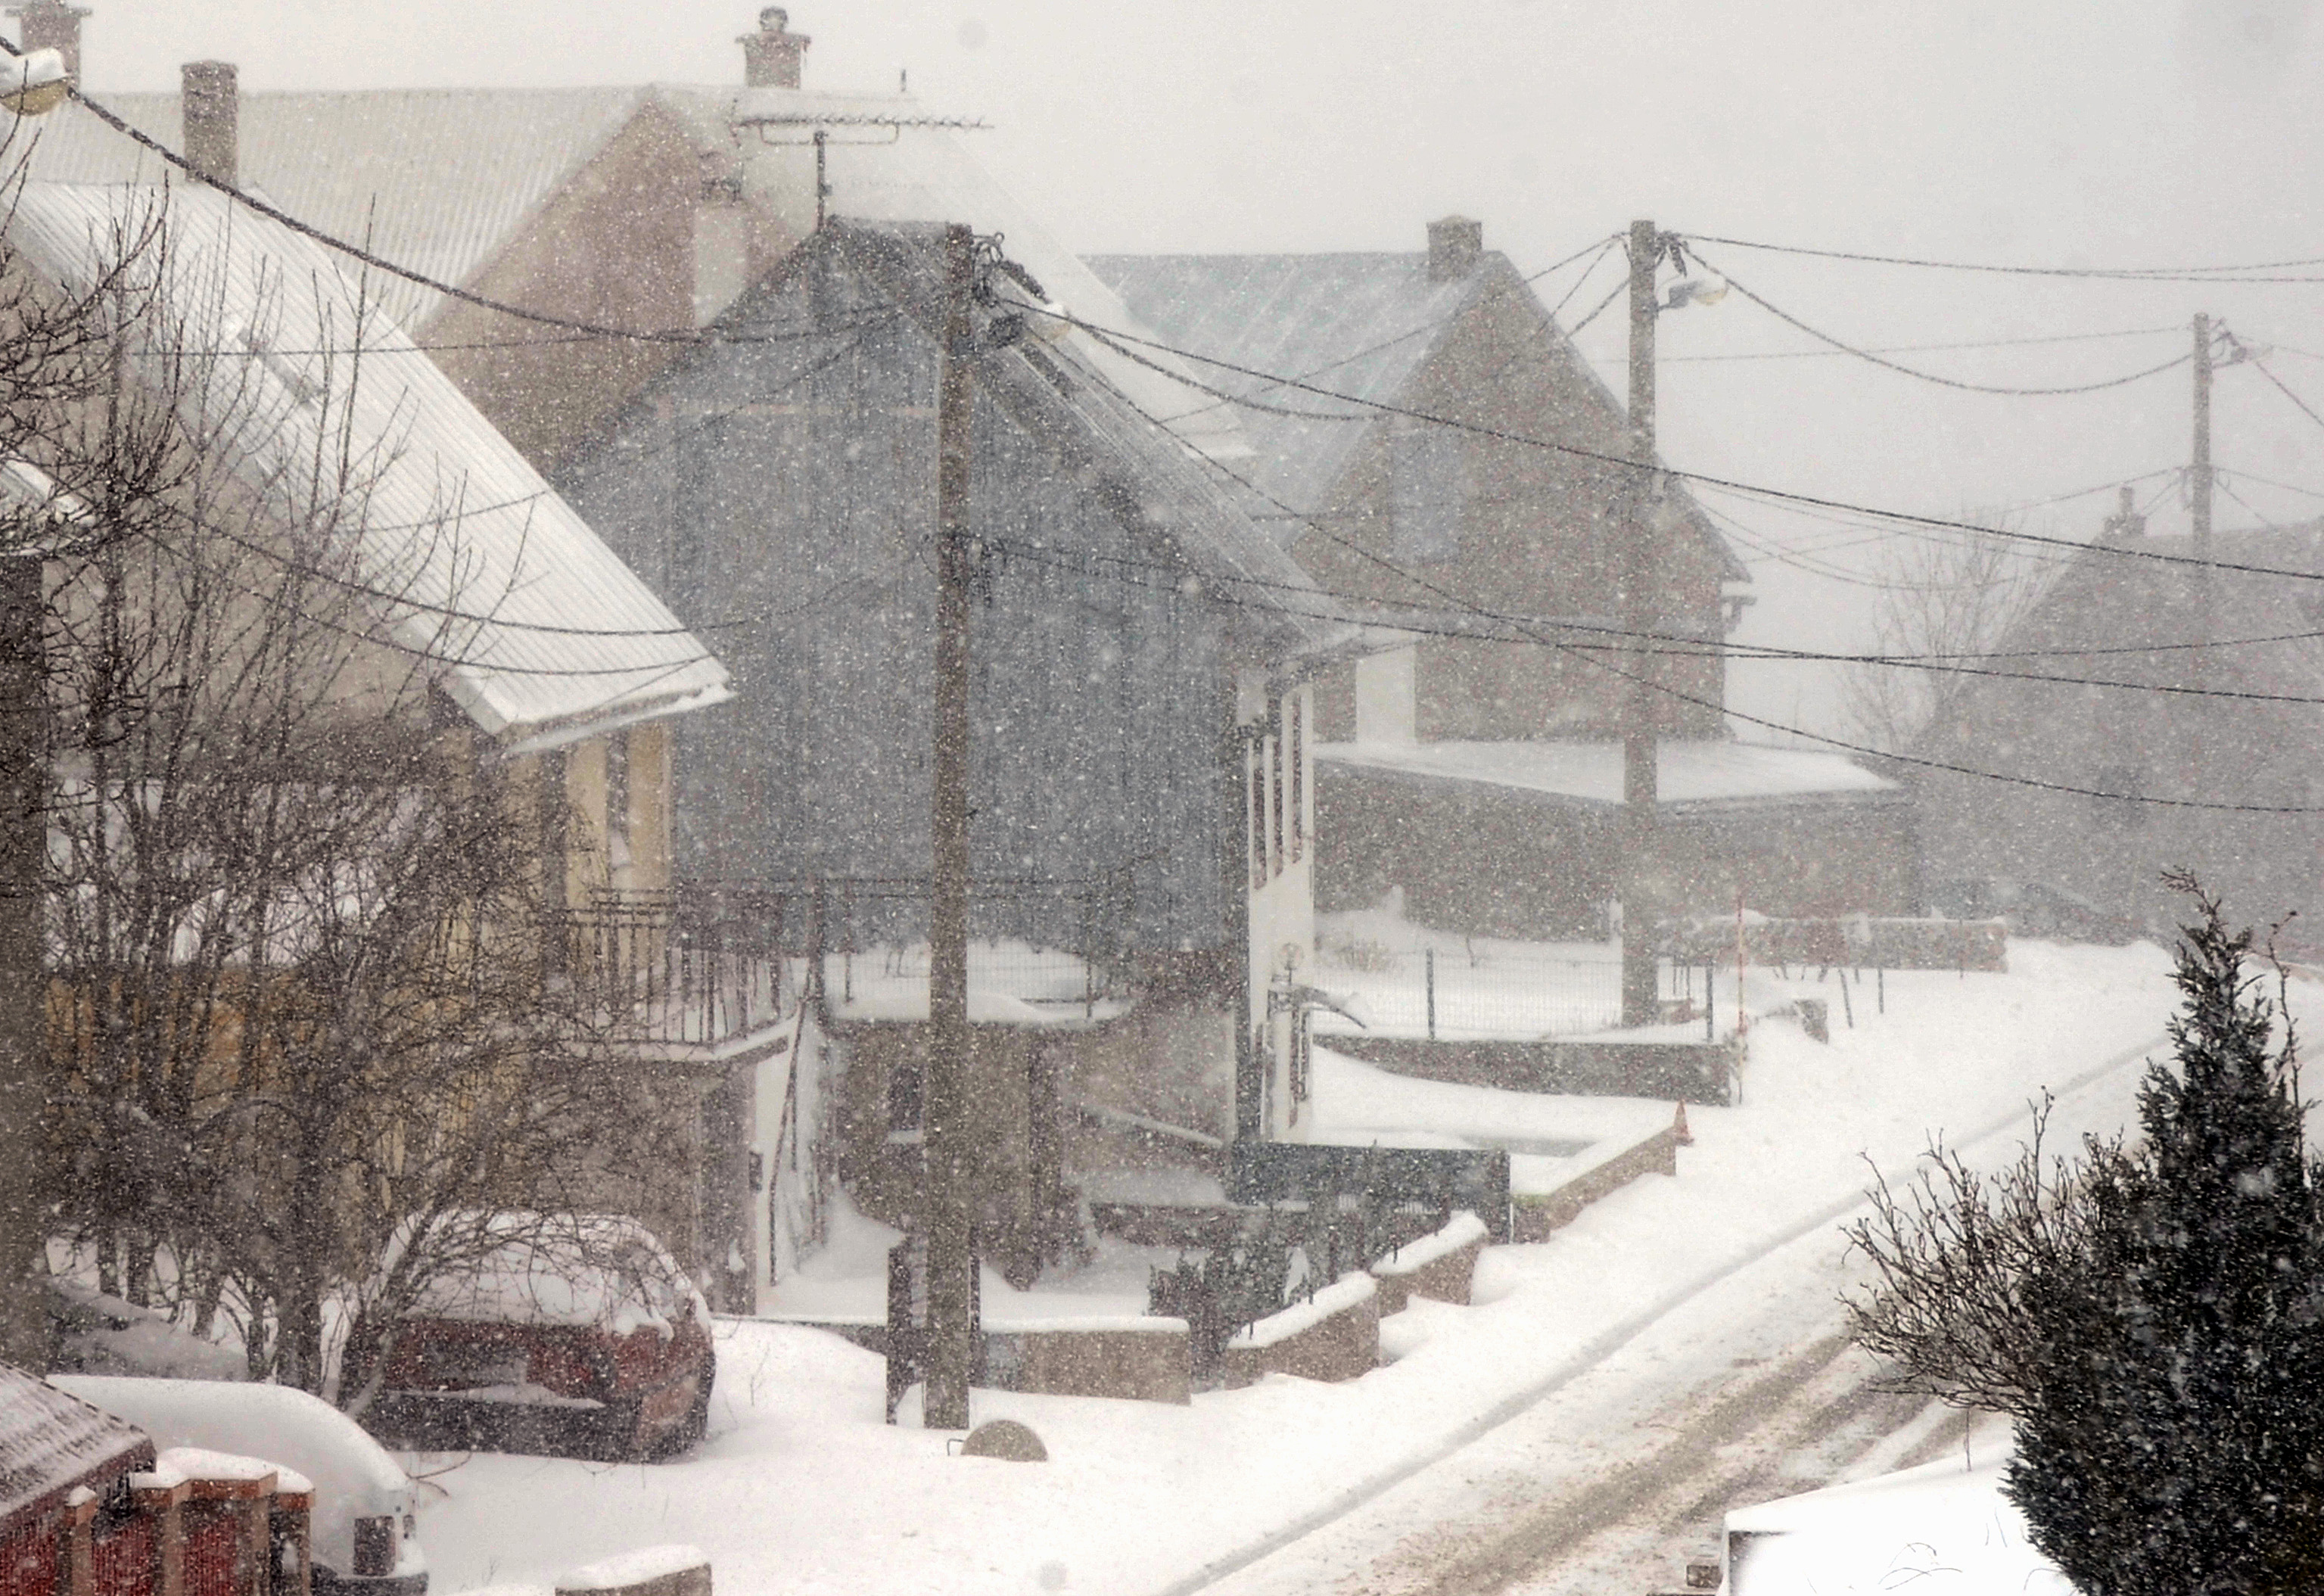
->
[1087,249,1747,581]
[1316,738,1897,810]
[1726,1452,2070,1595]
[53,1374,418,1579]
[17,84,1248,466]
[0,1362,153,1536]
[4,181,731,751]
[1085,251,1486,521]
[378,1211,707,1338]
[18,87,668,333]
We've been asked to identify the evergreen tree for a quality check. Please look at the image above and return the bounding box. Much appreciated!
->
[2005,879,2324,1594]
[1849,878,2324,1594]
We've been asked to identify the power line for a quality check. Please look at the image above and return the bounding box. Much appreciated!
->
[1012,297,2324,592]
[2238,348,2324,438]
[1664,324,2186,365]
[1691,257,2195,396]
[1682,232,2324,285]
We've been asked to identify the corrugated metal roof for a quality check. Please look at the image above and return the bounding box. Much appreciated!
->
[1085,251,1484,519]
[0,1362,153,1536]
[6,182,730,748]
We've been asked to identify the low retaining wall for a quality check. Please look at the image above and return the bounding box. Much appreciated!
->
[981,1320,1191,1405]
[1370,1212,1489,1314]
[1328,1035,1738,1106]
[1513,1122,1680,1242]
[555,1545,711,1596]
[1222,1274,1379,1387]
[765,1315,1192,1405]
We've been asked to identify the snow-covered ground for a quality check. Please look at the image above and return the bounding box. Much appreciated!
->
[406,938,2225,1596]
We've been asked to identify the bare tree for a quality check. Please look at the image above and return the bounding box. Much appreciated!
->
[24,188,680,1396]
[1840,516,2057,755]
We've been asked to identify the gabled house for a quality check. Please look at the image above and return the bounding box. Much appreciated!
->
[1090,226,1915,938]
[1916,517,2324,938]
[2,174,741,1275]
[17,8,1343,1290]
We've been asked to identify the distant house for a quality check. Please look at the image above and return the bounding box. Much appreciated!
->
[1090,224,1913,938]
[20,11,1343,1288]
[1917,518,2324,938]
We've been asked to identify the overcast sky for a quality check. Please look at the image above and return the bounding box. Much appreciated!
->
[54,0,2324,734]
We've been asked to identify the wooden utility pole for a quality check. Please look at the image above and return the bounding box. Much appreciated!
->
[0,553,45,1367]
[2192,313,2214,546]
[924,221,978,1432]
[2189,313,2216,791]
[1619,219,1661,1028]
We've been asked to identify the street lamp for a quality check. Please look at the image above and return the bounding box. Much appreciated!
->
[0,46,67,117]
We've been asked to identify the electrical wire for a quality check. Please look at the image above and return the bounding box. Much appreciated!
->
[1010,297,2324,593]
[1691,257,2195,396]
[1682,232,2324,285]
[1665,324,2186,365]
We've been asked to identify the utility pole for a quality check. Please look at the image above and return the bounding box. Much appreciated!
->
[0,552,45,1367]
[2192,313,2214,546]
[1619,218,1662,1028]
[2189,313,2215,792]
[923,221,978,1432]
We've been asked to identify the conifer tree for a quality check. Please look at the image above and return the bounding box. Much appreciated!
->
[1849,876,2324,1594]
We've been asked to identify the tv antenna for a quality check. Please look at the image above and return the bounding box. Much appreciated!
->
[735,111,994,230]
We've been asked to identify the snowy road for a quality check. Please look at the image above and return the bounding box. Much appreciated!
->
[1189,1026,2165,1596]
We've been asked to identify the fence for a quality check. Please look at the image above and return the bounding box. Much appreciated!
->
[1308,944,1719,1041]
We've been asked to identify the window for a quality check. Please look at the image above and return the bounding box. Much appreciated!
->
[606,730,633,873]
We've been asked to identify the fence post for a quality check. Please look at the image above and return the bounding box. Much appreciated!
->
[1705,960,1715,1041]
[1425,947,1436,1041]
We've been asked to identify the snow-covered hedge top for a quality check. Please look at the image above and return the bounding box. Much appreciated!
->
[54,1376,415,1578]
[1371,1212,1489,1277]
[1228,1274,1376,1349]
[378,1212,709,1339]
[155,1445,315,1495]
[555,1545,710,1591]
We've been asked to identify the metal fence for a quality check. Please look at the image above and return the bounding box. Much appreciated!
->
[1307,944,1717,1041]
[566,876,1133,1046]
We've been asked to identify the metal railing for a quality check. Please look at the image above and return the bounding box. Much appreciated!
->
[1307,943,1716,1040]
[565,876,1135,1047]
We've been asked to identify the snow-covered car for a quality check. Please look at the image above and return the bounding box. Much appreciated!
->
[349,1212,715,1464]
[52,1374,428,1596]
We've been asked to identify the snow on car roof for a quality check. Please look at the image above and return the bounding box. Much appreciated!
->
[381,1211,708,1337]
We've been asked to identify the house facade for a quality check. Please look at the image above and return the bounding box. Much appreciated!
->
[1917,518,2324,939]
[2,173,741,1281]
[1092,225,1915,938]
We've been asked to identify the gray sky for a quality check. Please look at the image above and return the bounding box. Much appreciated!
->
[61,0,2324,734]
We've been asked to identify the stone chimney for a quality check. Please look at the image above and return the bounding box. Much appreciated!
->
[1427,216,1482,282]
[740,7,808,89]
[181,61,236,187]
[6,0,89,81]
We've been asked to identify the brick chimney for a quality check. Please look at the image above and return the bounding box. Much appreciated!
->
[5,0,88,81]
[181,61,236,187]
[1427,216,1482,282]
[740,7,808,89]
